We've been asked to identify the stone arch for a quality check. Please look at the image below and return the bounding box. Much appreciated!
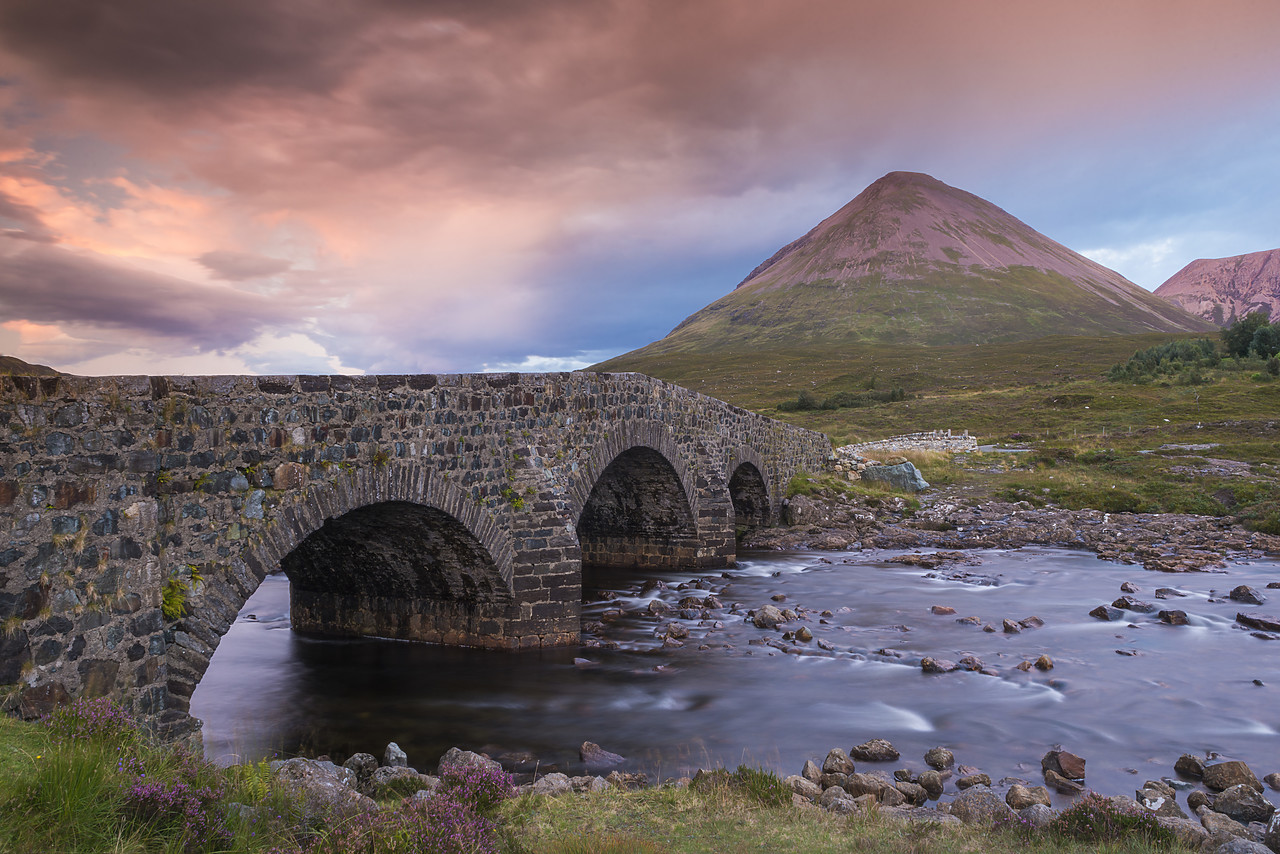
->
[727,446,772,539]
[569,421,702,570]
[162,463,518,736]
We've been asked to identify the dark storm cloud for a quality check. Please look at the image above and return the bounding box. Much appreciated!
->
[197,250,292,281]
[0,241,292,348]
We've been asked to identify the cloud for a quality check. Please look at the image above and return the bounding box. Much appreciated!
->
[197,249,292,281]
[480,350,618,374]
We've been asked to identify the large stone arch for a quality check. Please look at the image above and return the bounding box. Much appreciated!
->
[567,421,704,570]
[726,446,773,539]
[162,463,519,736]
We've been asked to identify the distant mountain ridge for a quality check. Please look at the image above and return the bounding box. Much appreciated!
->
[1154,248,1280,325]
[608,171,1212,361]
[0,355,59,376]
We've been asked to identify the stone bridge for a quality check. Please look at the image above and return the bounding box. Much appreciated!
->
[0,371,829,739]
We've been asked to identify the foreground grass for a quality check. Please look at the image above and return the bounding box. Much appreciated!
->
[1,706,1188,854]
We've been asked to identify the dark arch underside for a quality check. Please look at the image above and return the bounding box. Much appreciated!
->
[577,446,699,570]
[729,462,770,539]
[280,500,512,643]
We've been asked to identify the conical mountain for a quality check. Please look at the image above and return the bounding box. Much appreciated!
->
[611,172,1212,359]
[1154,248,1280,326]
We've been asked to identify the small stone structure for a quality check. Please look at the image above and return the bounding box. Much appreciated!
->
[0,371,829,740]
[845,429,977,456]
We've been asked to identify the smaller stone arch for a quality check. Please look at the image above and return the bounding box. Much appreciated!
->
[727,447,772,541]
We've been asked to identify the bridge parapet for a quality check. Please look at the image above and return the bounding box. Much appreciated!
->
[0,371,829,738]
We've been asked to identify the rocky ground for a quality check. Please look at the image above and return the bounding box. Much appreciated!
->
[744,484,1280,574]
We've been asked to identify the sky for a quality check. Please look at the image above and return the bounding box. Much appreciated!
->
[1,0,1278,376]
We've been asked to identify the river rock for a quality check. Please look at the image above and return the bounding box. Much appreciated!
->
[384,741,408,768]
[1154,816,1211,848]
[947,784,1015,826]
[895,780,928,806]
[1213,784,1276,823]
[1230,586,1267,605]
[795,626,813,642]
[1189,791,1215,812]
[1143,779,1177,799]
[1176,753,1206,779]
[925,747,955,770]
[918,770,945,799]
[1158,609,1190,625]
[1044,769,1084,794]
[930,605,956,615]
[819,785,857,813]
[1019,616,1045,629]
[438,747,503,778]
[801,759,822,784]
[532,772,573,796]
[1204,761,1262,792]
[1155,587,1187,599]
[850,738,900,762]
[1006,784,1051,810]
[861,461,929,493]
[1002,618,1022,633]
[1211,839,1273,854]
[342,752,378,794]
[1265,812,1280,852]
[1089,604,1125,621]
[1042,749,1086,780]
[878,784,907,807]
[1121,581,1141,593]
[1198,807,1252,840]
[273,758,376,820]
[1265,772,1280,791]
[1113,595,1156,613]
[921,656,956,673]
[580,741,625,771]
[787,775,822,801]
[570,775,610,793]
[1019,803,1057,829]
[752,604,786,629]
[823,748,855,775]
[1034,654,1054,670]
[1236,614,1280,632]
[1138,786,1188,818]
[605,770,648,789]
[956,773,991,790]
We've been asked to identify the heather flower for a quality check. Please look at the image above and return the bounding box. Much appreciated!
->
[43,696,140,747]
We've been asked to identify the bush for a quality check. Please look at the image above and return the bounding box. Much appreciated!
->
[1222,311,1272,358]
[437,762,515,817]
[1047,791,1175,847]
[294,795,500,854]
[121,749,229,851]
[1107,338,1219,383]
[43,697,140,749]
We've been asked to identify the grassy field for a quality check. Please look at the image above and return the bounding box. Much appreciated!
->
[598,331,1280,531]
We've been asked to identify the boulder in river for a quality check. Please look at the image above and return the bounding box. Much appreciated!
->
[1006,784,1051,810]
[823,748,856,775]
[920,656,956,673]
[956,773,991,790]
[1044,769,1084,794]
[1113,595,1156,613]
[1211,783,1275,823]
[752,604,787,629]
[1042,749,1086,780]
[1175,753,1206,779]
[918,770,945,799]
[1159,609,1190,625]
[1203,760,1262,792]
[1236,613,1280,632]
[580,741,625,771]
[924,747,955,770]
[1090,604,1125,621]
[850,738,900,762]
[1229,585,1267,605]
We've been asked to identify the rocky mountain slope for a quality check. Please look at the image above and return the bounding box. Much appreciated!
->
[1154,248,1280,325]
[602,172,1212,361]
[0,354,59,376]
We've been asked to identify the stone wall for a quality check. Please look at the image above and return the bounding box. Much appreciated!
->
[844,429,978,457]
[0,371,830,739]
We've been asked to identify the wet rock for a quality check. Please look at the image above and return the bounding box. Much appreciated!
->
[646,600,668,616]
[752,604,786,629]
[878,784,907,807]
[823,748,855,775]
[1236,613,1280,632]
[580,741,625,771]
[1188,791,1215,812]
[1019,616,1045,629]
[918,770,945,799]
[894,781,929,806]
[1159,610,1190,625]
[1044,769,1084,794]
[1212,783,1275,823]
[1266,812,1280,852]
[956,773,991,790]
[1265,772,1280,791]
[924,747,955,770]
[930,605,956,615]
[1143,780,1177,799]
[1113,595,1156,613]
[921,656,956,673]
[1204,761,1262,793]
[947,784,1015,826]
[1121,581,1141,593]
[1090,604,1125,621]
[1034,655,1054,671]
[1137,787,1188,818]
[1006,784,1051,810]
[850,738,900,762]
[957,654,984,671]
[1175,754,1206,779]
[801,759,822,784]
[532,772,573,796]
[1002,619,1022,633]
[1155,587,1187,599]
[1230,585,1267,605]
[795,626,813,642]
[273,758,376,820]
[1042,749,1086,780]
[384,742,408,768]
[1019,803,1057,829]
[843,772,892,799]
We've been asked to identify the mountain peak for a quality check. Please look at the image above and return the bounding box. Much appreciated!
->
[1155,248,1280,326]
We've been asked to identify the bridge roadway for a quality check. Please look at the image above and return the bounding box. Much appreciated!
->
[0,370,830,739]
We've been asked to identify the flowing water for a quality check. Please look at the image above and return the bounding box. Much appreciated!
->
[192,547,1279,796]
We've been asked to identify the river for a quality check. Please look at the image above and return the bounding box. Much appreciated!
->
[191,547,1279,796]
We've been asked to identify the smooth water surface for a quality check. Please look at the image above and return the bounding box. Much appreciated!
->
[192,548,1279,795]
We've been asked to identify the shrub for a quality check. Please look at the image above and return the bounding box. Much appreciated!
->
[1223,311,1272,358]
[1047,791,1175,847]
[44,697,140,749]
[1108,338,1219,382]
[437,762,515,817]
[294,795,500,854]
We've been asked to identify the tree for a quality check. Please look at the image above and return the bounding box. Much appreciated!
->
[1251,323,1280,359]
[1222,311,1272,358]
